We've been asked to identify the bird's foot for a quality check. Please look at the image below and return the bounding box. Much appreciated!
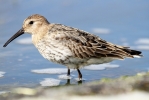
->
[78,78,82,84]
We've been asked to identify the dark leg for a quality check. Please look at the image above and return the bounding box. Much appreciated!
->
[67,68,70,76]
[65,68,70,85]
[77,69,82,80]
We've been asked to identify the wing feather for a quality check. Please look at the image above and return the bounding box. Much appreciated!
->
[49,24,136,59]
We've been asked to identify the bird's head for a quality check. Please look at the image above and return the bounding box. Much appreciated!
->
[3,14,50,47]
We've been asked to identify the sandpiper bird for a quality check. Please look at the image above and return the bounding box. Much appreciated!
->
[3,14,142,80]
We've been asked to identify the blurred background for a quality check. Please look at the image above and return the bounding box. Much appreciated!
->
[0,0,149,92]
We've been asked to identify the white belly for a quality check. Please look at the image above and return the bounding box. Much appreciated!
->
[35,40,115,69]
[65,57,114,69]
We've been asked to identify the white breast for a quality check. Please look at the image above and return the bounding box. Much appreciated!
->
[35,39,73,64]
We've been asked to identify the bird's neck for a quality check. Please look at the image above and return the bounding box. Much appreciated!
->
[31,24,54,45]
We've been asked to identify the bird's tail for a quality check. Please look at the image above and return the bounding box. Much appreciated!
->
[123,49,143,58]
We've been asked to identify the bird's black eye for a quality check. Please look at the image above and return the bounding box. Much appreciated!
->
[29,21,34,25]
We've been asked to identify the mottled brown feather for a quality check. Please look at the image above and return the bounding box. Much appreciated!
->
[48,24,141,59]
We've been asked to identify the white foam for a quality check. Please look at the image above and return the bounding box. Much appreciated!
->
[31,68,73,74]
[135,38,149,45]
[131,38,149,50]
[58,74,72,80]
[0,91,8,94]
[135,45,149,50]
[0,71,5,77]
[16,37,32,44]
[40,78,61,86]
[84,63,119,70]
[74,78,86,81]
[92,28,110,34]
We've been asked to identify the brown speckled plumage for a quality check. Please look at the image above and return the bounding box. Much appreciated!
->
[47,24,141,59]
[3,14,142,80]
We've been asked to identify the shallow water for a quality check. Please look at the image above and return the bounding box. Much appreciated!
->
[0,0,149,92]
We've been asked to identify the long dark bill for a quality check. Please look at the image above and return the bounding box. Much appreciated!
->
[3,28,24,47]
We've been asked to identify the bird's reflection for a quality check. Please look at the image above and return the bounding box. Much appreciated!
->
[65,79,82,85]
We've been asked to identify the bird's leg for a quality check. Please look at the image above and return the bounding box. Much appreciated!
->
[67,68,70,76]
[65,68,71,85]
[77,69,82,81]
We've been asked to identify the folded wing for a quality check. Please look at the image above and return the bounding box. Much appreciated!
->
[49,24,142,59]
